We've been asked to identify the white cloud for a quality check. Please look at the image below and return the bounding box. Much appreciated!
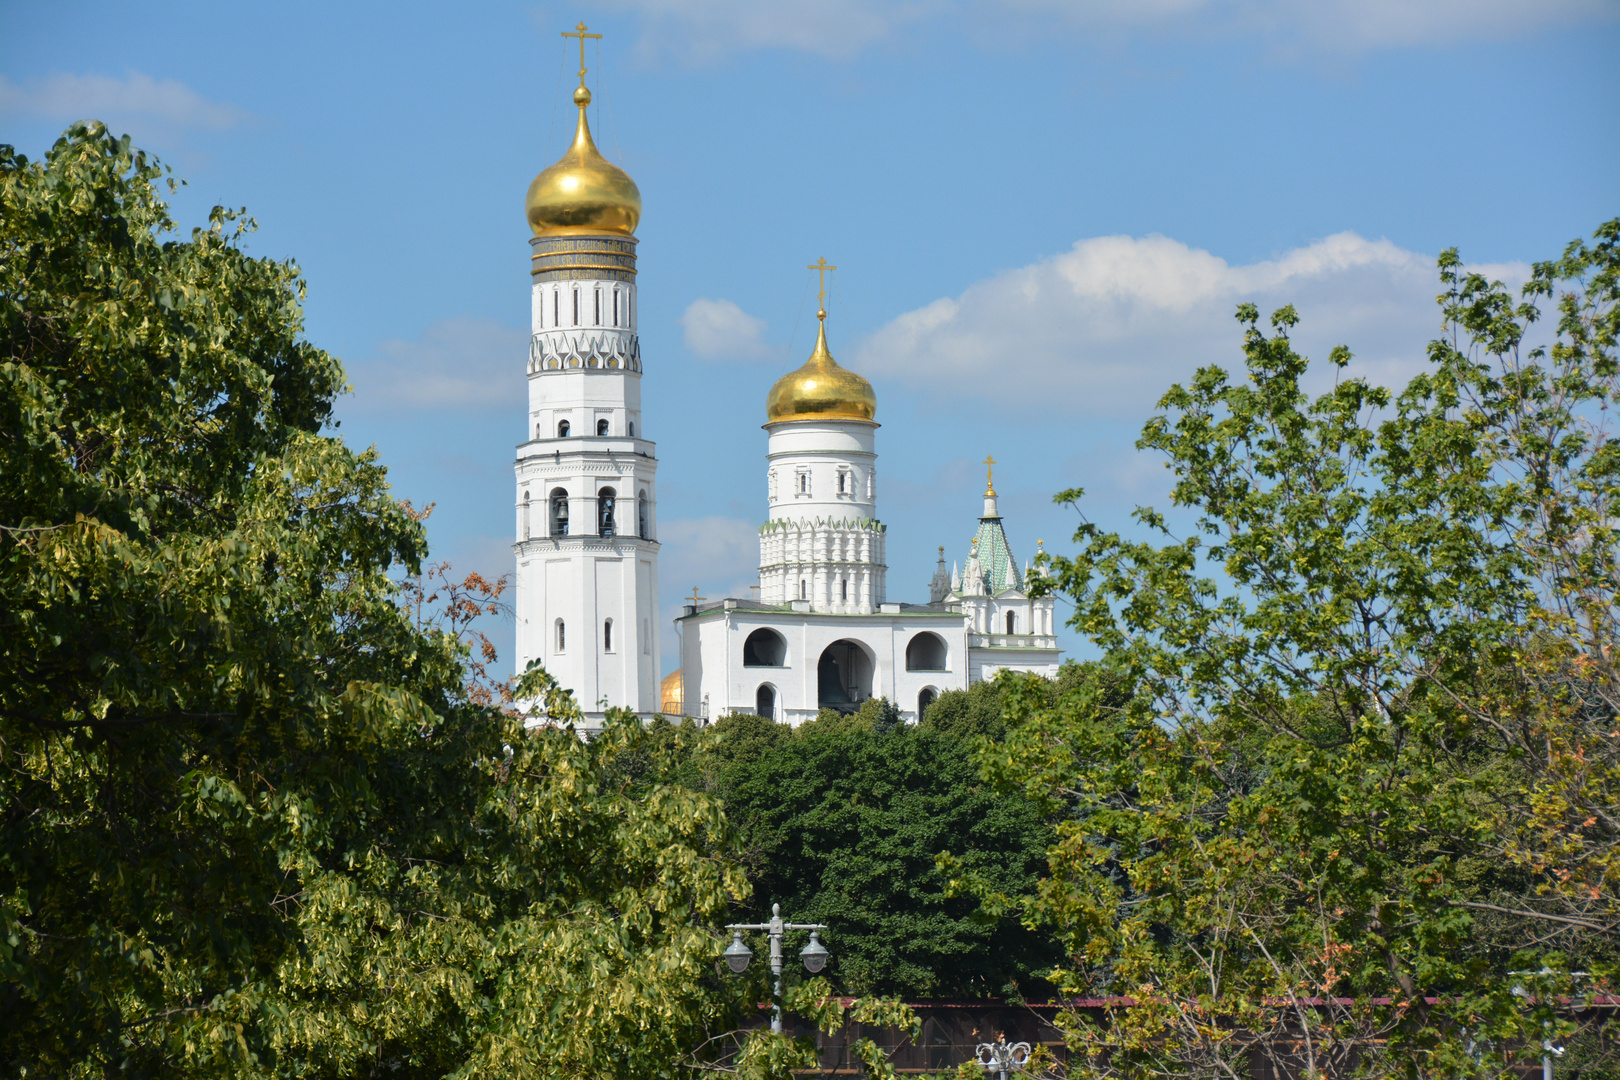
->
[854,231,1527,416]
[348,317,529,412]
[0,71,251,134]
[680,298,780,362]
[605,0,1614,60]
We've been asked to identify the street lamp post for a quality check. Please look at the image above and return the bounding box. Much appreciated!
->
[722,903,830,1035]
[975,1036,1031,1080]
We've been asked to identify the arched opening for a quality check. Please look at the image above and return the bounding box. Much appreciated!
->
[918,687,938,720]
[905,632,948,672]
[840,578,848,601]
[521,491,531,540]
[555,619,566,653]
[597,418,609,436]
[755,684,776,720]
[603,618,613,652]
[628,421,635,437]
[743,628,786,667]
[557,419,570,438]
[1005,610,1018,635]
[638,491,649,539]
[817,639,874,714]
[549,488,569,537]
[597,487,616,537]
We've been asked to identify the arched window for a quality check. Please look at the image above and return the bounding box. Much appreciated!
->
[919,687,938,721]
[1006,610,1018,635]
[594,289,601,325]
[552,289,558,327]
[638,491,649,539]
[628,421,635,437]
[798,472,809,494]
[572,288,580,325]
[557,419,570,438]
[549,488,569,537]
[597,487,617,537]
[756,684,776,721]
[521,490,531,540]
[603,618,613,652]
[800,579,807,600]
[840,578,848,601]
[596,418,609,436]
[837,470,847,494]
[743,628,786,667]
[906,632,948,672]
[555,619,566,653]
[613,288,621,327]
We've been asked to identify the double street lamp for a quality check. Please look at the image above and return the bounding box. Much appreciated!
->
[722,903,830,1035]
[975,1036,1032,1080]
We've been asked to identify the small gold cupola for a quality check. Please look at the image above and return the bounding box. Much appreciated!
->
[766,259,877,424]
[525,23,641,236]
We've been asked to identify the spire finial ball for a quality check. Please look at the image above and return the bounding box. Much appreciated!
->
[574,85,592,106]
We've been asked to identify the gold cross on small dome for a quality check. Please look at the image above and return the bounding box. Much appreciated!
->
[984,455,996,496]
[561,22,602,86]
[807,257,836,317]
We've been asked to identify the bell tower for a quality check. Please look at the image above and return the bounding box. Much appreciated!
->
[513,25,659,721]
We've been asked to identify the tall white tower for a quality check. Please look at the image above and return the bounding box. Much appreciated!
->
[757,270,886,614]
[513,35,659,720]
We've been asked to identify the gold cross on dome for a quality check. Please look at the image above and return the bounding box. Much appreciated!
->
[562,21,603,85]
[984,454,996,496]
[808,257,836,316]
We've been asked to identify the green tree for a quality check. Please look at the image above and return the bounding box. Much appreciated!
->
[697,709,1060,1000]
[970,222,1619,1077]
[0,124,756,1079]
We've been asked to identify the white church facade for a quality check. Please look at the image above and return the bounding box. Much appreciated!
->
[512,30,1058,727]
[511,55,661,723]
[671,290,1061,726]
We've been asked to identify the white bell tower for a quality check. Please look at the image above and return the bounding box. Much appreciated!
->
[513,28,659,721]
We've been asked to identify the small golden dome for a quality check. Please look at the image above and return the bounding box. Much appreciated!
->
[525,84,641,236]
[765,312,877,424]
[660,668,684,715]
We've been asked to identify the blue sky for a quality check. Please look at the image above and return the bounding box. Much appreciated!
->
[4,0,1617,675]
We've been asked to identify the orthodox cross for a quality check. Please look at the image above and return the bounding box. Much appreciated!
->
[808,257,836,315]
[562,21,602,85]
[984,454,996,495]
[689,586,705,607]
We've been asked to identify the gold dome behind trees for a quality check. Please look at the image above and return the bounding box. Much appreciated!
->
[525,23,641,236]
[766,259,877,424]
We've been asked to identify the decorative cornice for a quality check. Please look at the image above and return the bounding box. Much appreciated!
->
[529,332,641,374]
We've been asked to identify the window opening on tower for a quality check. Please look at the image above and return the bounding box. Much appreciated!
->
[549,488,569,537]
[555,619,566,653]
[638,491,649,539]
[552,289,558,326]
[594,290,600,325]
[1006,610,1018,635]
[603,618,613,652]
[598,487,617,537]
[597,418,609,436]
[557,419,570,438]
[573,289,579,326]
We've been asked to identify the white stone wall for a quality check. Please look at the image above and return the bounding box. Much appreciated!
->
[758,417,886,612]
[679,608,969,724]
[514,268,660,721]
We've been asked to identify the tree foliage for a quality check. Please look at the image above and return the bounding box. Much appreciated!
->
[691,703,1061,1000]
[967,222,1620,1077]
[0,123,761,1079]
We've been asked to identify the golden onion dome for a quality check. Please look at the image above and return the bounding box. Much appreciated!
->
[765,312,877,424]
[525,85,641,236]
[660,668,684,715]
